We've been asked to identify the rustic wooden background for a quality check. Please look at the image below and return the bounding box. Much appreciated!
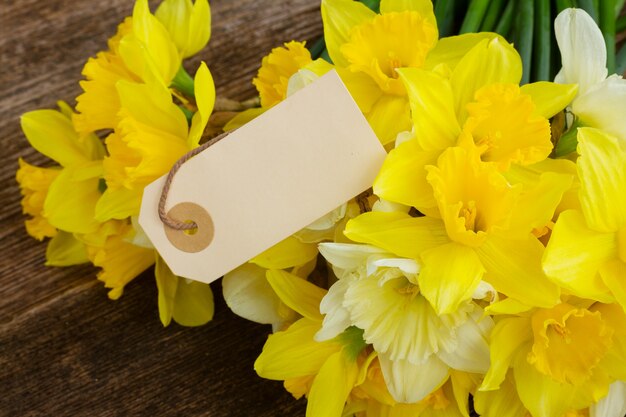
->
[0,0,322,415]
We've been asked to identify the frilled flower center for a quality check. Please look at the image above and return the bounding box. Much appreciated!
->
[340,11,438,95]
[463,83,552,170]
[527,303,613,385]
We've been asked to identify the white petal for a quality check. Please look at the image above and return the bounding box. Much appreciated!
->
[315,276,354,341]
[319,242,388,273]
[555,8,607,95]
[438,310,493,374]
[222,263,287,325]
[379,352,449,403]
[573,75,626,141]
[590,381,626,417]
[367,257,420,276]
[472,280,499,304]
[371,198,411,214]
[305,203,347,231]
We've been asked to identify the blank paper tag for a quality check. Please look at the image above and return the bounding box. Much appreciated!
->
[139,70,386,283]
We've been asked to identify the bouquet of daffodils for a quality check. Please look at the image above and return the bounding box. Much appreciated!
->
[16,0,626,415]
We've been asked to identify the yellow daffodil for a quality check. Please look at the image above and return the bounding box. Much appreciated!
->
[17,104,106,261]
[74,0,188,134]
[254,270,367,417]
[346,142,569,315]
[320,0,518,145]
[543,128,626,308]
[555,8,626,141]
[155,0,211,59]
[317,242,492,404]
[16,159,59,241]
[96,62,214,221]
[480,302,626,417]
[83,221,154,299]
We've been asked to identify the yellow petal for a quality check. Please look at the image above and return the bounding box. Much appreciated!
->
[306,350,359,417]
[577,128,626,232]
[419,242,485,315]
[519,82,578,119]
[155,255,214,326]
[513,359,584,417]
[543,210,615,302]
[188,61,215,147]
[155,0,211,58]
[475,372,528,417]
[424,33,504,71]
[21,110,93,167]
[120,0,181,84]
[223,107,266,131]
[477,235,560,308]
[508,172,573,238]
[397,68,460,151]
[222,263,291,325]
[172,277,214,326]
[321,0,376,67]
[600,259,626,314]
[44,168,101,234]
[95,187,142,221]
[344,211,449,260]
[45,231,89,266]
[365,94,411,145]
[480,317,531,391]
[594,302,626,380]
[450,38,522,125]
[254,318,341,380]
[16,159,59,241]
[373,139,439,211]
[336,68,383,114]
[250,236,318,270]
[266,270,326,321]
[379,0,436,27]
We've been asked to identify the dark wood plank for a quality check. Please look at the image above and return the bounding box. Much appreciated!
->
[0,0,321,415]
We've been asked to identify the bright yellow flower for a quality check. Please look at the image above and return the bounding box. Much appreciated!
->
[543,128,626,308]
[481,302,626,417]
[84,222,154,299]
[254,41,313,108]
[254,270,366,417]
[16,159,59,240]
[345,142,568,315]
[321,0,515,145]
[155,0,211,59]
[74,0,184,134]
[96,62,215,221]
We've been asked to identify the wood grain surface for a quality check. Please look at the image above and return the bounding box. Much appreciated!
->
[0,1,321,415]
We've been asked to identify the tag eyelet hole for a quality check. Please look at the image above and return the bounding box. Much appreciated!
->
[182,220,198,236]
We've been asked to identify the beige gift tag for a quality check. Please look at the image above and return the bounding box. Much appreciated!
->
[139,70,386,283]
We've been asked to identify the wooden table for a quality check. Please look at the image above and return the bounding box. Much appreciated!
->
[0,1,321,415]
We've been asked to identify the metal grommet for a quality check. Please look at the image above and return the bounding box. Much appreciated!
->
[163,202,214,253]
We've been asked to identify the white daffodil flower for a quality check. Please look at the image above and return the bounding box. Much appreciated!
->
[555,8,626,141]
[317,242,493,404]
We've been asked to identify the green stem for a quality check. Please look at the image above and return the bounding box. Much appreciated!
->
[495,0,515,37]
[514,0,535,84]
[600,0,617,74]
[435,0,457,37]
[358,0,380,13]
[617,14,626,32]
[616,0,626,14]
[171,66,195,98]
[480,0,505,31]
[178,105,194,124]
[460,0,491,33]
[617,42,626,75]
[556,0,575,12]
[533,0,551,81]
[577,0,599,22]
[555,118,582,157]
[308,36,326,60]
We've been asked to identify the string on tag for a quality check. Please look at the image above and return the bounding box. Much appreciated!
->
[159,130,231,230]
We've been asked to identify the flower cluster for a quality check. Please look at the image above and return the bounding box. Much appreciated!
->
[16,0,626,415]
[17,0,216,326]
[222,2,626,417]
